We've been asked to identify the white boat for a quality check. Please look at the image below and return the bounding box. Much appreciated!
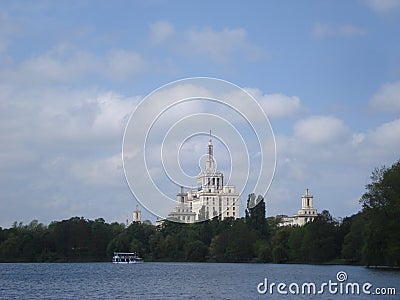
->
[112,252,144,264]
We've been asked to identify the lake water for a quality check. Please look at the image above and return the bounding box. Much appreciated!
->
[0,262,399,299]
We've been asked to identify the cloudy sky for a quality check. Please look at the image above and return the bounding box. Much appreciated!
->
[1,1,399,227]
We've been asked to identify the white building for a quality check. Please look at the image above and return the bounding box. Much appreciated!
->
[279,188,318,226]
[168,133,240,223]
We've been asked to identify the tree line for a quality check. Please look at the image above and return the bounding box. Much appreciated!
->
[0,160,399,266]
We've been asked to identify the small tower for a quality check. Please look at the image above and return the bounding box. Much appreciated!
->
[295,188,318,225]
[301,188,313,209]
[132,205,142,223]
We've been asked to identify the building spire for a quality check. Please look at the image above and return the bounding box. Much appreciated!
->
[208,130,213,157]
[205,130,215,172]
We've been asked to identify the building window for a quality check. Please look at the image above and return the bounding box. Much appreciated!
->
[227,212,229,216]
[233,212,235,216]
[232,206,235,211]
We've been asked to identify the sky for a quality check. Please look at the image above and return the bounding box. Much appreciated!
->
[0,0,399,227]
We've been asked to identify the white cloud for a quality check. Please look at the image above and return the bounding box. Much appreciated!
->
[370,81,400,113]
[148,21,175,44]
[70,153,124,187]
[185,27,264,62]
[0,44,146,84]
[313,22,367,38]
[0,12,17,54]
[352,133,365,145]
[367,119,400,152]
[268,116,400,218]
[365,0,400,13]
[0,84,141,226]
[0,86,139,170]
[294,116,349,145]
[147,23,265,63]
[245,88,304,119]
[105,50,146,80]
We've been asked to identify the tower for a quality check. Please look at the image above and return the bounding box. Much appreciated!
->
[205,130,216,172]
[198,130,223,191]
[301,188,313,209]
[132,205,142,223]
[296,188,318,225]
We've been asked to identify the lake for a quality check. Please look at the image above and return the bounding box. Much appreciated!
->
[0,262,399,299]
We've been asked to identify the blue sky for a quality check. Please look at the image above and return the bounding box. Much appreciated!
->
[0,0,399,227]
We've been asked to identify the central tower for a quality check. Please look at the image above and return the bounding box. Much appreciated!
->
[198,131,223,191]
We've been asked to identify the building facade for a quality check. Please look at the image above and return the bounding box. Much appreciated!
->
[168,133,240,223]
[279,188,318,226]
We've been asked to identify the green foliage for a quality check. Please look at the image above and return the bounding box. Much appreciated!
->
[360,160,400,267]
[225,219,256,262]
[341,213,365,263]
[299,211,341,263]
[0,217,125,262]
[0,211,358,264]
[271,227,291,263]
[245,194,268,238]
[185,240,208,261]
[254,239,272,262]
[287,226,305,262]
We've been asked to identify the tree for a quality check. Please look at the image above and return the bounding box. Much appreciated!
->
[360,160,400,267]
[287,226,305,262]
[185,240,208,261]
[91,218,110,259]
[271,227,291,263]
[245,194,268,238]
[225,219,256,262]
[254,239,272,262]
[341,213,365,263]
[300,210,340,263]
[209,231,229,262]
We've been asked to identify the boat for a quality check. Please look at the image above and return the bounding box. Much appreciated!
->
[112,252,144,264]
